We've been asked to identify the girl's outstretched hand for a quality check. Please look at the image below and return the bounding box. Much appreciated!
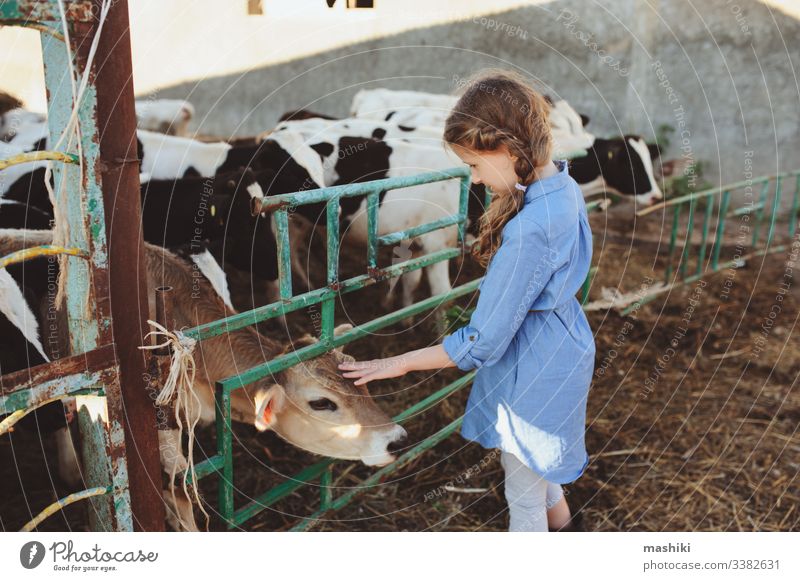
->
[338,356,409,386]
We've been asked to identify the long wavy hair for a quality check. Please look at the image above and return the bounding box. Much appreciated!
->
[444,69,553,267]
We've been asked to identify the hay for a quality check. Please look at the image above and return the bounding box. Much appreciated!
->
[3,218,797,532]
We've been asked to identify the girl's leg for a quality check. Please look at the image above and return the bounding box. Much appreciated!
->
[547,493,573,530]
[500,451,550,532]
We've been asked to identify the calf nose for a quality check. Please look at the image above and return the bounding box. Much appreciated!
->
[387,434,409,455]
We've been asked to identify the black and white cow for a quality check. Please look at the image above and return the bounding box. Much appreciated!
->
[350,88,458,126]
[0,199,52,230]
[278,109,340,123]
[349,88,596,154]
[0,248,82,485]
[0,107,47,149]
[137,129,326,187]
[568,136,662,205]
[0,91,23,117]
[135,99,194,136]
[0,142,50,213]
[253,125,481,310]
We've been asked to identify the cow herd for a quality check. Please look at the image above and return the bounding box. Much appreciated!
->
[0,87,664,529]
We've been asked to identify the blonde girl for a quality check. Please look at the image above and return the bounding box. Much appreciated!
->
[339,69,595,532]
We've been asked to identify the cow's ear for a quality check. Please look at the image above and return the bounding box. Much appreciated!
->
[579,113,590,127]
[290,333,318,349]
[333,323,353,336]
[255,384,286,432]
[333,349,355,365]
[648,142,662,160]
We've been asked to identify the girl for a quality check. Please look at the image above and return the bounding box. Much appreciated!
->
[338,69,596,532]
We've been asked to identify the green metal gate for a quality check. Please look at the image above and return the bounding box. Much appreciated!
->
[172,156,602,530]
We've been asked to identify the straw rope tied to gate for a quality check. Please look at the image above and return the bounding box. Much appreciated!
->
[139,319,211,531]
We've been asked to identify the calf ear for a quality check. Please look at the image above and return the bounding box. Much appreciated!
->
[254,384,286,432]
[648,142,662,160]
[332,325,355,363]
[334,350,355,365]
[333,323,353,336]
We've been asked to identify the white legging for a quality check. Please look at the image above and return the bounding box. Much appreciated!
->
[500,450,564,532]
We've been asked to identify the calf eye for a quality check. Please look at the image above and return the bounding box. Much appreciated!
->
[308,398,338,412]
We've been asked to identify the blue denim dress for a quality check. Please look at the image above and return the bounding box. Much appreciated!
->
[443,159,595,484]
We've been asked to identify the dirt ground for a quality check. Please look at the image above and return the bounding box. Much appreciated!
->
[2,202,798,532]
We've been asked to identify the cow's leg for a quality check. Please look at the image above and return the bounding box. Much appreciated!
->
[418,230,454,333]
[163,487,200,532]
[54,425,82,489]
[425,259,453,333]
[158,429,189,476]
[381,275,400,309]
[160,381,214,532]
[400,266,423,308]
[287,221,312,292]
[384,237,421,311]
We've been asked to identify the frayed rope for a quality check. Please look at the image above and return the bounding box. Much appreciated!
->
[139,320,197,406]
[138,319,210,531]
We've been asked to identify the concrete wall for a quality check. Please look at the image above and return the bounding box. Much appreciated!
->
[2,0,798,189]
[149,0,799,190]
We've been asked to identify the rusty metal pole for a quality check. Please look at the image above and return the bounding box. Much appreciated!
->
[91,0,165,530]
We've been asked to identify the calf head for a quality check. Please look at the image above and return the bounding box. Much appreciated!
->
[220,167,279,281]
[254,324,408,466]
[596,135,663,203]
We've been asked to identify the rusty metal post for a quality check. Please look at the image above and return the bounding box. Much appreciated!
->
[90,0,165,530]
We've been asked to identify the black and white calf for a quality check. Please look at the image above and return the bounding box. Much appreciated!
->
[568,136,663,205]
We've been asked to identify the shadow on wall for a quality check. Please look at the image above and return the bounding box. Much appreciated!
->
[145,0,800,187]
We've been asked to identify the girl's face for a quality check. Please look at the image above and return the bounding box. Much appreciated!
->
[450,143,520,196]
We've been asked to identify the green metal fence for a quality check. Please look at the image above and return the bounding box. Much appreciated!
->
[174,155,602,530]
[625,169,800,316]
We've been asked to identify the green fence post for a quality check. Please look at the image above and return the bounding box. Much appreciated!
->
[765,175,783,250]
[711,190,731,270]
[751,179,771,248]
[790,174,800,240]
[216,383,235,528]
[697,194,715,275]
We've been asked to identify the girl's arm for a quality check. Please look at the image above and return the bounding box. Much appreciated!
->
[340,217,558,384]
[338,344,456,385]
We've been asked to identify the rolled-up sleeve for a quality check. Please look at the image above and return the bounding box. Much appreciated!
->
[443,218,559,371]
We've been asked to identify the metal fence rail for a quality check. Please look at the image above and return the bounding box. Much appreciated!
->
[627,169,800,315]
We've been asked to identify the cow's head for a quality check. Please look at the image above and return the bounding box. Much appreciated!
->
[250,166,330,226]
[220,167,279,281]
[596,135,663,204]
[254,324,408,467]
